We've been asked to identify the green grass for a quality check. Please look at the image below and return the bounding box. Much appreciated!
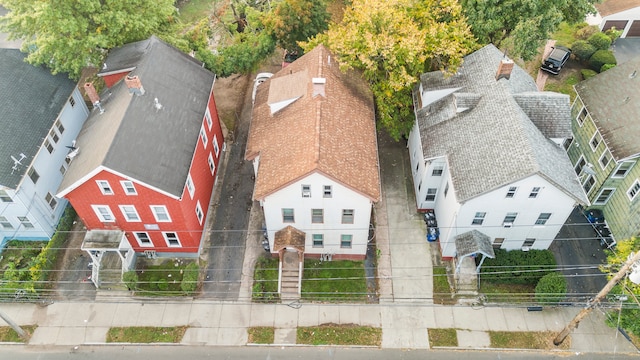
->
[0,325,37,342]
[0,241,48,279]
[433,266,455,305]
[297,324,381,346]
[106,326,187,343]
[489,331,570,350]
[302,260,367,302]
[544,72,579,101]
[135,259,196,296]
[551,22,580,47]
[479,282,535,303]
[247,327,274,344]
[252,256,280,302]
[177,0,215,24]
[428,328,458,347]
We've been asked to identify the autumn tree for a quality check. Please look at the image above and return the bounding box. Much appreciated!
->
[263,0,330,54]
[460,0,599,60]
[304,0,475,140]
[0,0,176,79]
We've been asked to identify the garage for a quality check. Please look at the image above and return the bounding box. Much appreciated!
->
[627,20,640,37]
[603,20,628,32]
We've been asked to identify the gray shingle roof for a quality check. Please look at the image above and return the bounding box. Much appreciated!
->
[574,57,640,160]
[58,36,215,197]
[0,49,75,189]
[415,44,586,204]
[454,230,495,258]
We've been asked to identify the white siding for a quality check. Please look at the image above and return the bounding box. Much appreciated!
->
[600,7,640,37]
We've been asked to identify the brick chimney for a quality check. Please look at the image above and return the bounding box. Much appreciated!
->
[124,75,145,96]
[84,83,104,114]
[496,58,514,81]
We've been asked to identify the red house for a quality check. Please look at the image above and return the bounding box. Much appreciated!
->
[57,36,224,287]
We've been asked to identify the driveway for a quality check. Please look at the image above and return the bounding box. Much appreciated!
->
[611,38,640,64]
[0,6,22,49]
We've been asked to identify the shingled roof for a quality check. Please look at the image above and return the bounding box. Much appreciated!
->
[574,57,640,160]
[595,0,640,17]
[58,36,214,198]
[0,49,76,189]
[245,45,380,202]
[414,44,586,204]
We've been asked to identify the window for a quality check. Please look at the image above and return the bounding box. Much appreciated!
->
[341,234,353,248]
[69,97,76,107]
[342,209,354,224]
[134,232,152,247]
[323,185,332,198]
[599,150,612,169]
[529,187,541,198]
[205,109,212,130]
[49,128,60,143]
[574,156,586,175]
[92,205,114,222]
[45,192,57,210]
[492,238,505,249]
[282,208,294,223]
[503,212,517,226]
[59,165,67,176]
[0,190,12,202]
[589,131,602,151]
[562,138,573,151]
[472,212,486,225]
[444,182,449,197]
[186,174,195,199]
[96,180,113,195]
[28,167,40,184]
[535,213,551,225]
[425,188,437,202]
[506,186,517,198]
[523,238,536,248]
[577,107,588,126]
[163,232,181,247]
[18,216,34,228]
[613,161,635,178]
[195,201,204,225]
[208,153,216,175]
[200,126,208,148]
[0,216,13,229]
[151,205,171,222]
[311,209,324,223]
[213,135,220,157]
[594,188,615,205]
[54,119,65,134]
[432,164,444,176]
[44,138,54,153]
[583,174,595,194]
[302,184,311,198]
[119,205,141,222]
[312,234,324,247]
[628,179,640,201]
[120,181,137,195]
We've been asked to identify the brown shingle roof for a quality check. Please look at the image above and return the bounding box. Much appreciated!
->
[596,0,640,17]
[246,45,380,201]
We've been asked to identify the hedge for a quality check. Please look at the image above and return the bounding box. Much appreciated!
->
[589,50,617,72]
[479,249,556,285]
[535,272,567,304]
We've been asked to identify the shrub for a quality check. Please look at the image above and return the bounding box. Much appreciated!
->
[581,69,598,79]
[479,249,556,285]
[575,24,599,40]
[123,271,138,291]
[589,50,617,72]
[535,272,567,304]
[180,262,199,293]
[157,278,169,291]
[600,63,617,72]
[605,27,623,43]
[571,40,596,62]
[588,32,612,50]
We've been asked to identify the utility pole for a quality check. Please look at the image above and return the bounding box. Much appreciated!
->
[554,250,640,346]
[0,309,28,341]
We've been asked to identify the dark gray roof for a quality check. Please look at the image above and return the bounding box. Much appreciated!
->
[96,38,151,75]
[513,92,572,139]
[0,49,75,189]
[58,36,215,198]
[454,230,495,258]
[415,44,586,204]
[575,57,640,160]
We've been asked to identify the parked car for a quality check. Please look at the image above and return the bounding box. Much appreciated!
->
[252,72,273,104]
[541,46,571,75]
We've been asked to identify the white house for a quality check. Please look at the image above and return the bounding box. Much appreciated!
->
[0,49,89,247]
[407,44,588,260]
[245,45,380,262]
[594,0,640,37]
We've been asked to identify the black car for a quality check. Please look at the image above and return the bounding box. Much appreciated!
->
[541,46,571,75]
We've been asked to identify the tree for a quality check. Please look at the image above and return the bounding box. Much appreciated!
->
[304,0,475,140]
[0,0,176,79]
[461,0,599,60]
[571,40,596,62]
[535,272,567,304]
[263,0,330,54]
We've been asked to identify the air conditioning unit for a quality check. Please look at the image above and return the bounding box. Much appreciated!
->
[503,222,513,228]
[522,246,531,252]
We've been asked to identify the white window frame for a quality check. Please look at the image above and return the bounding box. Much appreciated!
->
[589,131,601,151]
[529,187,541,198]
[119,205,141,222]
[574,155,586,175]
[599,150,611,170]
[628,179,640,201]
[0,216,14,229]
[96,180,114,195]
[432,164,444,176]
[196,201,204,225]
[311,209,324,224]
[342,209,354,224]
[150,205,171,222]
[186,174,195,199]
[283,208,295,223]
[92,205,115,222]
[323,185,332,198]
[163,232,181,247]
[312,234,324,248]
[134,232,153,247]
[205,108,213,130]
[503,212,517,227]
[535,213,551,225]
[45,192,58,210]
[200,126,208,149]
[493,238,505,249]
[18,216,34,228]
[54,119,65,134]
[583,174,596,194]
[43,138,54,153]
[472,212,486,225]
[577,106,588,127]
[612,161,635,178]
[208,152,216,175]
[213,135,220,157]
[523,238,536,248]
[594,188,616,205]
[340,234,353,248]
[302,184,311,198]
[425,188,437,202]
[28,167,40,184]
[120,180,137,195]
[505,186,517,198]
[0,189,12,202]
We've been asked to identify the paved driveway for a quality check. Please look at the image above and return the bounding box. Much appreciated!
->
[612,38,640,64]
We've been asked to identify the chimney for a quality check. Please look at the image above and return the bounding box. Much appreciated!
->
[125,75,145,96]
[84,83,104,114]
[495,58,514,81]
[312,77,326,98]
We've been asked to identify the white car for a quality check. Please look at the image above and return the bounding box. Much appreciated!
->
[252,72,273,104]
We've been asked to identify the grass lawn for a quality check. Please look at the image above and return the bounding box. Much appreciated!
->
[552,22,581,47]
[0,325,37,342]
[297,324,381,346]
[302,260,367,302]
[433,266,455,305]
[135,259,196,296]
[479,282,535,303]
[489,331,570,350]
[252,256,280,302]
[428,328,457,347]
[544,71,579,101]
[247,327,274,344]
[106,326,187,343]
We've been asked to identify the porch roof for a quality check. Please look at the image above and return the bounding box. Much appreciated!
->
[273,226,306,253]
[81,229,125,250]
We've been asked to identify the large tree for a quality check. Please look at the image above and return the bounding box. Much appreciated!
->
[304,0,475,140]
[461,0,599,60]
[263,0,330,54]
[0,0,176,79]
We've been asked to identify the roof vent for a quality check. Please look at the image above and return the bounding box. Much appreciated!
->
[630,70,637,79]
[125,75,145,96]
[154,97,163,111]
[312,77,326,97]
[84,83,104,114]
